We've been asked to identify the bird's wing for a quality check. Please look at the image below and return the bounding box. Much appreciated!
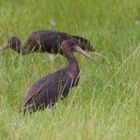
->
[22,70,71,107]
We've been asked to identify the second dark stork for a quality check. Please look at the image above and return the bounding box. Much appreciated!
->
[0,30,94,54]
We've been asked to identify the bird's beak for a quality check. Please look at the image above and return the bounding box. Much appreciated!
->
[0,42,9,52]
[75,46,95,61]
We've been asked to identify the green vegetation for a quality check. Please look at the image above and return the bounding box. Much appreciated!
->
[0,0,140,139]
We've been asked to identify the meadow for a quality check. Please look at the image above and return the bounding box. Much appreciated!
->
[0,0,140,139]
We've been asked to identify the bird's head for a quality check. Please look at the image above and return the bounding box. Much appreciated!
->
[0,36,21,52]
[61,38,95,61]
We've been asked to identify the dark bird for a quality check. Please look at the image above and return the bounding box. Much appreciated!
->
[0,30,94,54]
[21,38,94,114]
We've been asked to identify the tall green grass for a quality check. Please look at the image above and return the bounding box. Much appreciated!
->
[0,0,140,139]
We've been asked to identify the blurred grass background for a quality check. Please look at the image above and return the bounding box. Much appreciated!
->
[0,0,140,139]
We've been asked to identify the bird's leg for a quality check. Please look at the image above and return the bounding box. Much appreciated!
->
[48,54,55,63]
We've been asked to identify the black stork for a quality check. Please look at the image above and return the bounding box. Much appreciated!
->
[0,30,94,54]
[21,38,94,114]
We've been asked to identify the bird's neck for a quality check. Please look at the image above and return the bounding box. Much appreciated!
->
[65,52,80,77]
[12,44,27,54]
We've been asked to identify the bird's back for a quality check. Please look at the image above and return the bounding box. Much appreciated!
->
[25,30,71,53]
[21,69,79,113]
[24,30,94,54]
